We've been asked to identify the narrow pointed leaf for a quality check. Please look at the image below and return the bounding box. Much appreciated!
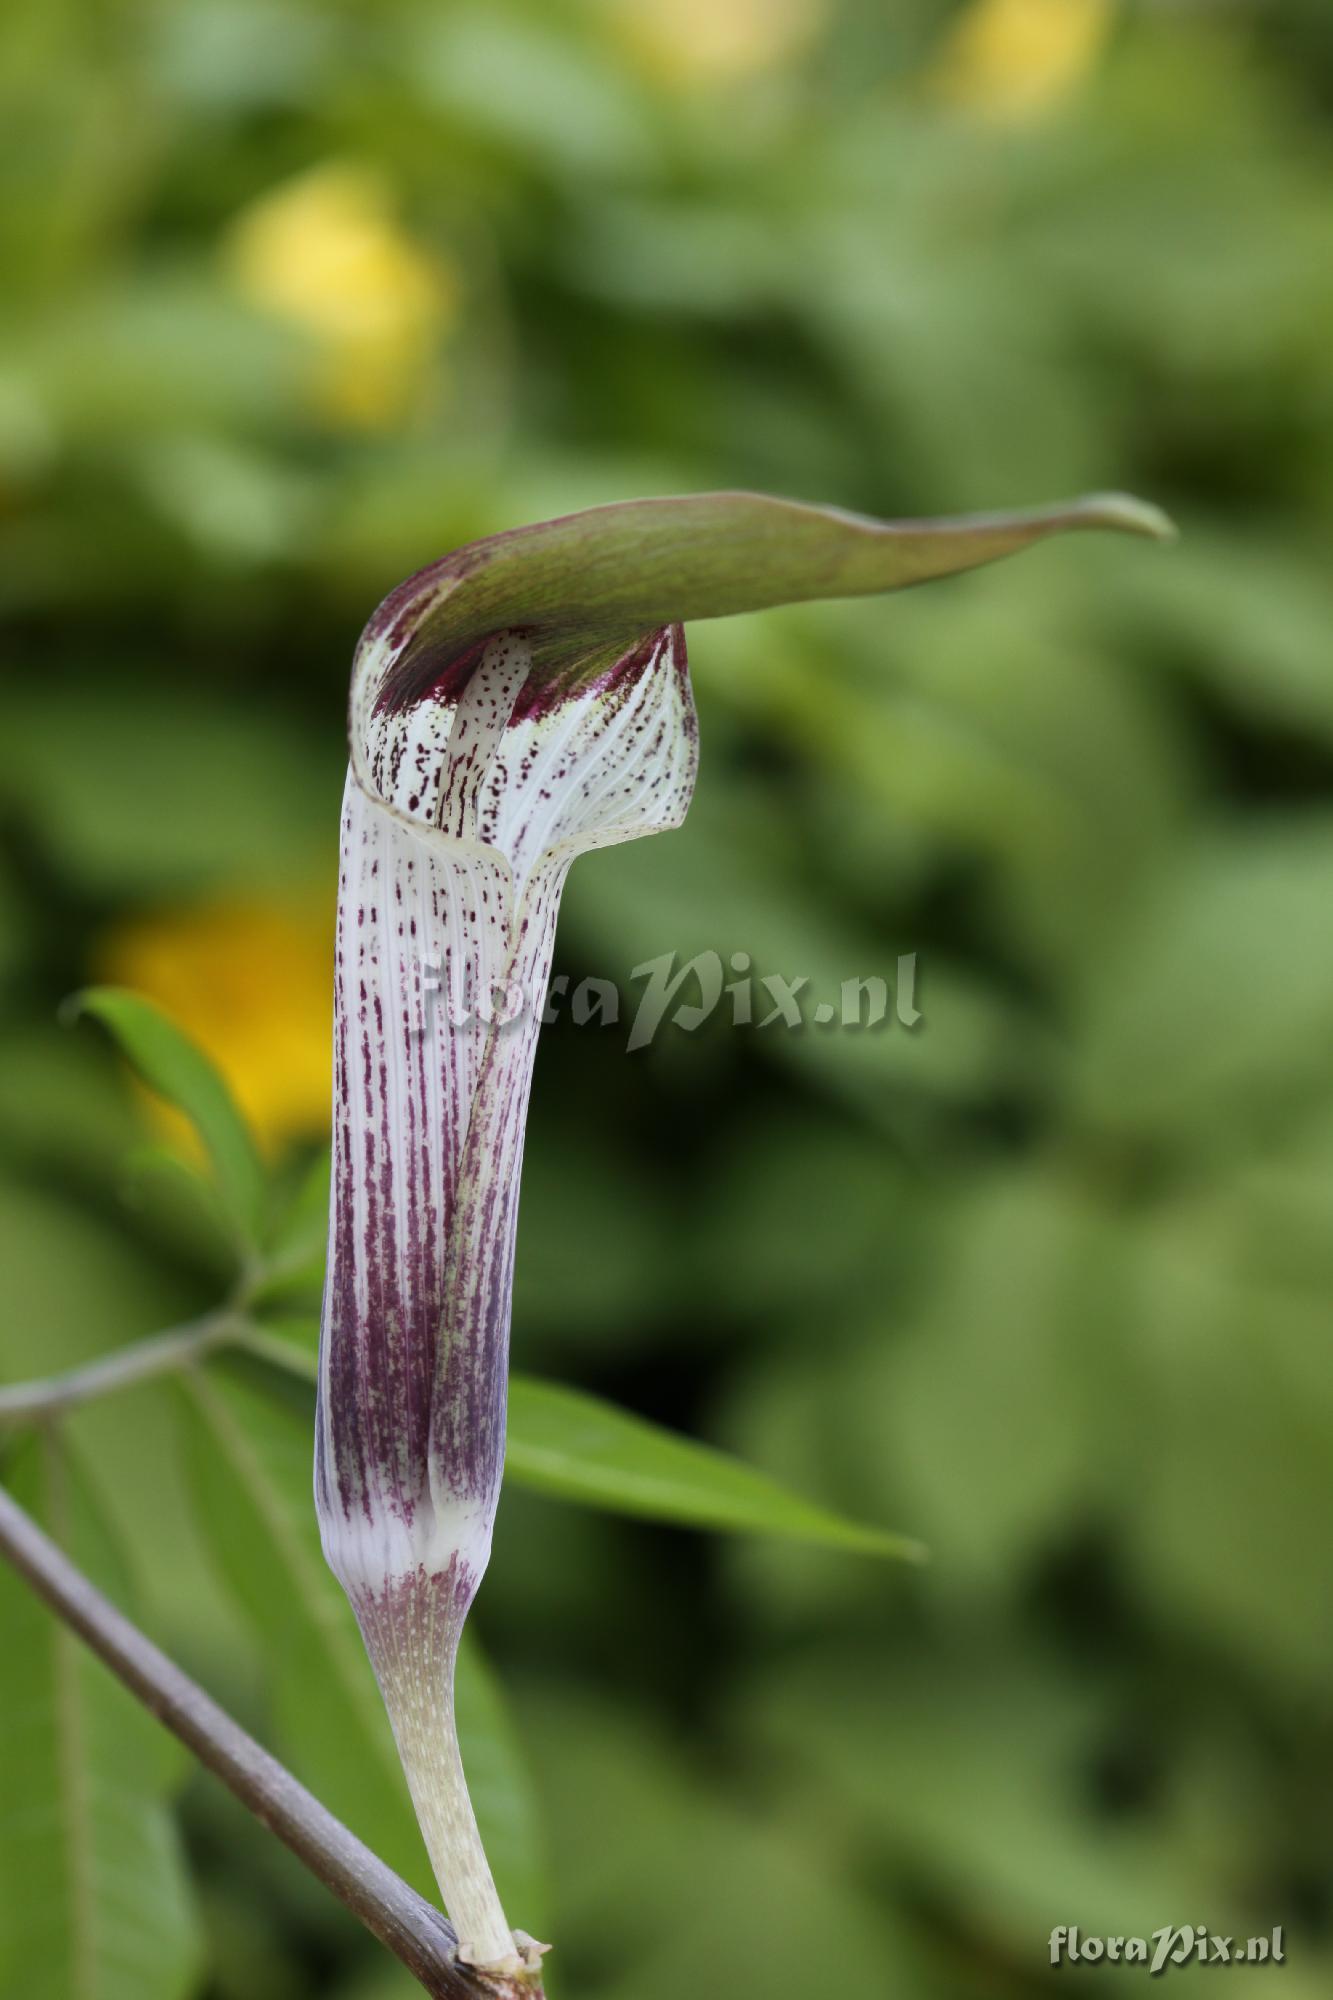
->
[67,988,267,1247]
[183,1321,918,1562]
[0,1436,201,2000]
[223,1318,920,1557]
[505,1376,925,1560]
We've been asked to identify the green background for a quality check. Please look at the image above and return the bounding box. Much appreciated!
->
[2,0,1333,1995]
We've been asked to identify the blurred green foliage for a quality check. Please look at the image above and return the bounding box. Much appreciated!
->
[3,0,1333,1995]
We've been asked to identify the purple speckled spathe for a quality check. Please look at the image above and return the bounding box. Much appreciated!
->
[313,488,1170,1964]
[315,584,695,1962]
[318,621,695,1581]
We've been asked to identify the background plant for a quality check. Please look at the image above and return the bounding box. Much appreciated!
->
[2,1,1333,1997]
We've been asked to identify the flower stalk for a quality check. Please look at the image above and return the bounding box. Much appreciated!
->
[315,486,1173,1968]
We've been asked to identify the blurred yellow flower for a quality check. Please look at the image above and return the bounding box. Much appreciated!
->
[224,161,459,429]
[933,0,1113,123]
[99,895,334,1153]
[606,0,826,87]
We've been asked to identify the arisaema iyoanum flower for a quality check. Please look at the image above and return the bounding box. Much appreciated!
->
[315,489,1171,1977]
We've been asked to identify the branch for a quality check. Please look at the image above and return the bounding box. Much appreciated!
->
[0,1313,237,1421]
[0,1483,543,2000]
[0,1315,326,1431]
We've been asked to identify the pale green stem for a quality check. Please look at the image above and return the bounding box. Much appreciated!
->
[0,1313,245,1422]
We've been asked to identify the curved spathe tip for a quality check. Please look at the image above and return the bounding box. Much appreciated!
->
[353,483,1176,729]
[1061,491,1178,543]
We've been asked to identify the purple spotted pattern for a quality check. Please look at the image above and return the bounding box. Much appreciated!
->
[313,583,695,1960]
[318,617,695,1578]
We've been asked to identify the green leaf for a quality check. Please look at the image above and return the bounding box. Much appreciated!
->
[177,1358,545,1926]
[0,1434,201,2000]
[218,1331,922,1562]
[120,1143,245,1277]
[505,1375,925,1560]
[247,1149,329,1309]
[67,987,267,1247]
